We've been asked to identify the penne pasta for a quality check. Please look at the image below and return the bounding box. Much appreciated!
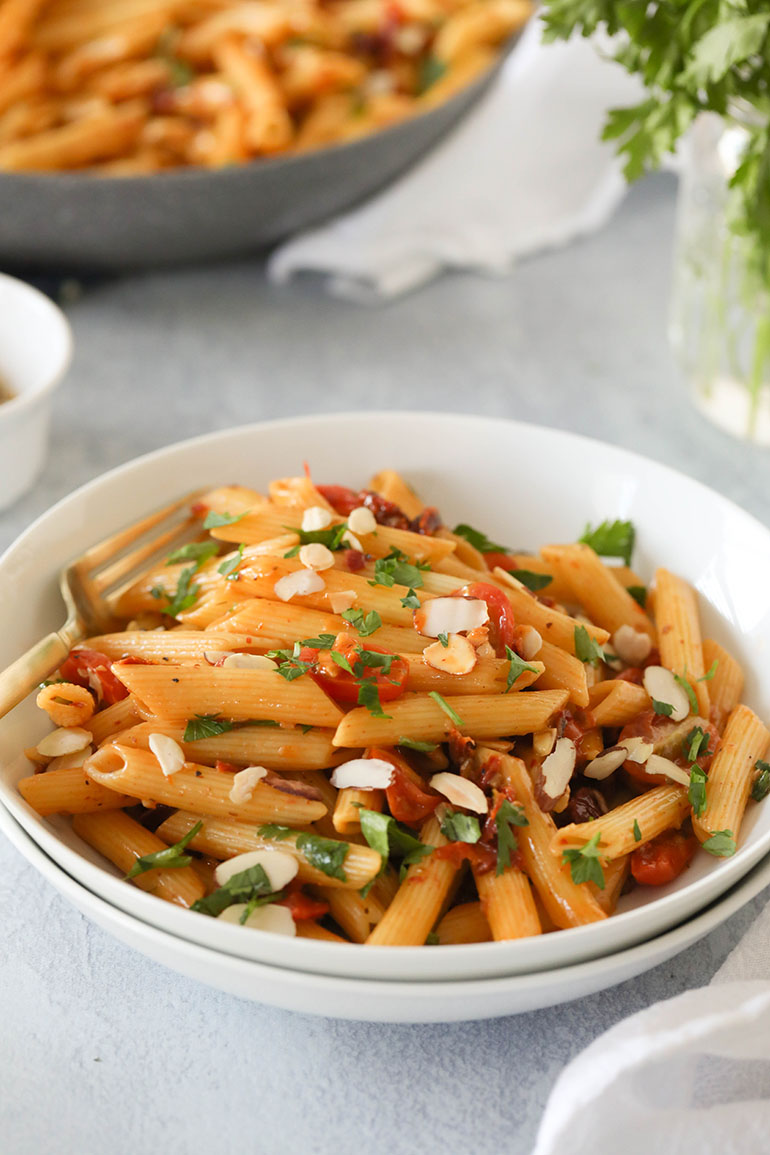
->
[654,568,710,717]
[115,720,345,771]
[552,785,690,860]
[540,544,655,639]
[18,766,137,816]
[693,704,770,844]
[702,638,744,730]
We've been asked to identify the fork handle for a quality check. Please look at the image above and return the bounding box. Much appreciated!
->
[0,632,79,720]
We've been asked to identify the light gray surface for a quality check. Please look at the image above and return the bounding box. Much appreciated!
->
[2,172,769,1155]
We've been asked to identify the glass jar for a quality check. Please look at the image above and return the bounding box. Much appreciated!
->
[669,110,770,443]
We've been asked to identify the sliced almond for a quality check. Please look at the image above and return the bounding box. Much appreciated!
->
[423,634,477,675]
[217,902,297,935]
[274,568,326,602]
[299,542,336,571]
[228,764,268,804]
[204,649,232,665]
[347,506,377,535]
[414,597,489,638]
[221,653,277,671]
[342,530,363,551]
[541,737,576,800]
[620,736,654,765]
[49,746,93,772]
[643,665,690,722]
[644,754,691,787]
[329,589,356,614]
[301,506,333,532]
[330,758,395,790]
[148,732,185,777]
[613,625,653,665]
[532,728,557,759]
[429,772,488,814]
[36,727,92,758]
[584,745,628,781]
[214,848,298,892]
[518,626,543,660]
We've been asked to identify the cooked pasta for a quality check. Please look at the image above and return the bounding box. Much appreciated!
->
[15,472,769,945]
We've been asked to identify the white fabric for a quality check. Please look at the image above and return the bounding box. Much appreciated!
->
[533,899,770,1155]
[268,21,642,302]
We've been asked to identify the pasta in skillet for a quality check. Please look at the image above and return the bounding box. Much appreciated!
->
[17,470,770,945]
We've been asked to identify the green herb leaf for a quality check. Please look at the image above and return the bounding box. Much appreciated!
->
[156,564,200,618]
[428,691,464,727]
[579,520,635,566]
[437,632,449,648]
[191,861,275,918]
[203,510,247,529]
[283,522,350,556]
[561,831,606,888]
[699,660,719,682]
[752,760,770,802]
[673,672,697,715]
[369,548,429,590]
[504,645,539,693]
[126,820,202,878]
[633,819,642,842]
[574,624,605,667]
[689,766,708,817]
[425,931,440,945]
[684,726,712,763]
[218,543,245,580]
[417,54,447,94]
[166,541,219,568]
[452,523,507,554]
[651,698,674,718]
[268,647,316,681]
[398,736,438,753]
[357,678,391,719]
[299,633,337,650]
[257,824,293,841]
[183,713,234,741]
[439,809,482,844]
[357,807,433,872]
[495,798,528,875]
[400,588,421,609]
[330,649,355,675]
[627,585,648,609]
[295,832,349,881]
[514,570,553,592]
[341,609,382,636]
[702,829,736,857]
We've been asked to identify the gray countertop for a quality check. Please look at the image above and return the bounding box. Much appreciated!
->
[2,172,768,1155]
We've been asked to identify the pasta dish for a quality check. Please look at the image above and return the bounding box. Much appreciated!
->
[17,469,770,946]
[0,0,532,173]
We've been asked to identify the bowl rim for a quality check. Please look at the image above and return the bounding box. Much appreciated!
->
[0,272,73,419]
[2,410,770,980]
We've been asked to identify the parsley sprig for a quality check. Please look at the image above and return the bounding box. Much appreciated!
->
[578,519,635,566]
[369,548,430,590]
[494,799,528,875]
[562,831,606,888]
[151,564,200,618]
[356,807,434,882]
[126,820,202,879]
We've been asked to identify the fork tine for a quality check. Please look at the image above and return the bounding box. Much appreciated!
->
[76,491,206,570]
[86,516,204,597]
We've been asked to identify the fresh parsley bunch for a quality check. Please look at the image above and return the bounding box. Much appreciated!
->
[542,2,770,284]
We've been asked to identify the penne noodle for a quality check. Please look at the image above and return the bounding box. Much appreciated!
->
[403,653,543,696]
[18,766,137,816]
[590,855,630,915]
[493,568,610,653]
[367,470,425,520]
[552,785,690,860]
[332,786,383,834]
[588,680,651,728]
[703,638,744,730]
[473,862,541,940]
[535,640,589,708]
[117,720,346,771]
[88,695,141,745]
[81,630,269,663]
[435,900,492,945]
[655,568,710,717]
[693,704,770,845]
[540,544,655,640]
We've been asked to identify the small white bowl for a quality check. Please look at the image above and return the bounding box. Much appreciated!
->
[0,273,72,510]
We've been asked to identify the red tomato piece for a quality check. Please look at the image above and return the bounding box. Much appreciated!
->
[630,830,698,886]
[300,637,408,706]
[279,891,331,922]
[455,582,516,657]
[433,842,497,872]
[316,485,361,517]
[368,747,440,824]
[482,551,518,572]
[59,648,129,704]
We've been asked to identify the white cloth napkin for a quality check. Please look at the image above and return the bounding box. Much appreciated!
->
[268,20,642,302]
[532,898,770,1155]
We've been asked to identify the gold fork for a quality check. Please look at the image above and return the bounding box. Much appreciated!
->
[0,489,207,719]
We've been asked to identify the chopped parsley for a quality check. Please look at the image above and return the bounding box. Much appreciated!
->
[329,649,355,675]
[752,760,770,802]
[689,766,708,817]
[203,510,247,529]
[283,522,350,558]
[357,678,391,718]
[513,570,553,592]
[437,632,449,648]
[341,609,382,636]
[651,698,674,717]
[673,672,698,714]
[299,633,337,650]
[357,807,434,878]
[183,714,235,741]
[417,54,447,94]
[702,830,736,857]
[125,820,202,879]
[452,523,507,554]
[397,736,439,753]
[504,645,539,693]
[191,861,275,919]
[400,588,421,609]
[439,809,481,844]
[369,548,429,590]
[700,660,719,682]
[425,931,440,945]
[257,824,293,841]
[684,726,712,762]
[494,799,528,875]
[265,642,317,681]
[574,624,605,666]
[166,541,219,569]
[562,831,606,888]
[627,584,648,608]
[151,564,200,618]
[295,832,349,881]
[428,691,464,727]
[579,519,635,566]
[633,819,642,842]
[218,543,245,580]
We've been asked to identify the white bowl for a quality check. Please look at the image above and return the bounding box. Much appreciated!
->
[0,273,72,510]
[1,413,770,982]
[1,800,766,1022]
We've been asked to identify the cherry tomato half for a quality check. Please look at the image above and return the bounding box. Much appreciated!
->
[455,582,516,657]
[482,551,518,573]
[368,747,440,825]
[630,830,698,886]
[279,890,330,922]
[59,648,129,705]
[300,637,409,707]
